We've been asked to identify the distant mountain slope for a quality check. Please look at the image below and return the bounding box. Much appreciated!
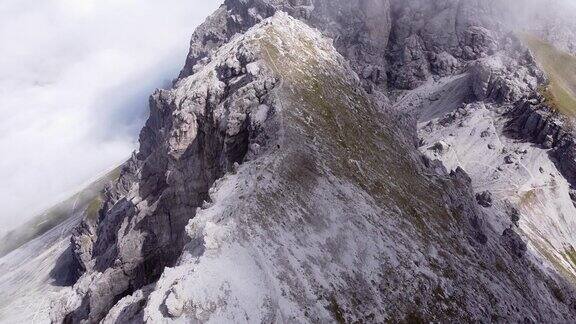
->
[522,34,576,116]
[0,165,122,322]
[0,167,121,258]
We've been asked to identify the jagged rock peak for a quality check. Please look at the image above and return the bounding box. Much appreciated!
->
[178,0,545,92]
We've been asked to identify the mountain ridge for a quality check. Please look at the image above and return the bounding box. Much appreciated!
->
[52,10,576,323]
[2,0,576,323]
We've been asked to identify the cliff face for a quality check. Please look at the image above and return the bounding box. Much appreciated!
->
[3,0,576,323]
[178,0,510,92]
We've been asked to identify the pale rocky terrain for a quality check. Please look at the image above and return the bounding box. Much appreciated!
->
[2,0,576,323]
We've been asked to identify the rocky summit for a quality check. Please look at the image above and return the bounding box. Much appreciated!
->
[2,0,576,323]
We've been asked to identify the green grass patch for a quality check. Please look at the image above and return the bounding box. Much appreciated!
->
[85,197,103,222]
[523,227,576,285]
[521,34,576,116]
[562,246,576,268]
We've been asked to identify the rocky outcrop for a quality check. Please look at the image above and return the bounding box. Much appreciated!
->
[476,190,493,208]
[178,0,392,92]
[469,41,543,104]
[461,29,576,193]
[58,24,281,322]
[386,0,510,90]
[501,227,528,258]
[506,99,576,187]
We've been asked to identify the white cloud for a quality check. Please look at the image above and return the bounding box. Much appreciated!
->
[0,0,222,231]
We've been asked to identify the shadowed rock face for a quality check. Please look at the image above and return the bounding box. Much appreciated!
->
[506,99,576,189]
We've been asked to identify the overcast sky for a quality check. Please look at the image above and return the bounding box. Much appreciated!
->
[0,0,222,232]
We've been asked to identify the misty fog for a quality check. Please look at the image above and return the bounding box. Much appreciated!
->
[0,0,222,232]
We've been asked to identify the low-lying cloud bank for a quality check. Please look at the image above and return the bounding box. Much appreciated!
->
[0,0,221,231]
